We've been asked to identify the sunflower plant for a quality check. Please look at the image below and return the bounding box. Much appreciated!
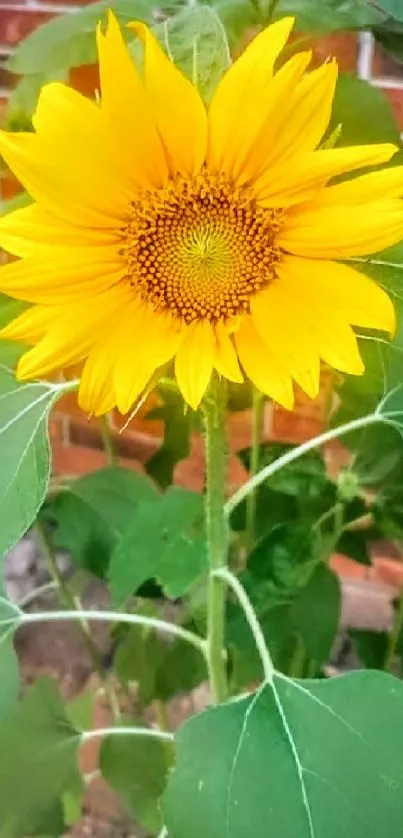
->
[1,0,403,835]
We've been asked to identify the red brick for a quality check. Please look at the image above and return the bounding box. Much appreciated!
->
[312,32,358,73]
[381,87,403,129]
[372,41,403,80]
[331,553,369,581]
[51,440,145,477]
[371,557,403,589]
[69,63,99,98]
[0,9,55,48]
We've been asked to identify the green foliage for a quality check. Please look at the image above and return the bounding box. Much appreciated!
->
[2,2,403,835]
[0,679,81,837]
[42,466,157,577]
[109,486,206,603]
[146,385,195,488]
[159,4,231,102]
[329,73,401,147]
[163,671,403,838]
[116,624,207,704]
[0,367,70,561]
[100,733,169,831]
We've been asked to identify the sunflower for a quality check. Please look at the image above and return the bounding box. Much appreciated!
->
[0,13,401,413]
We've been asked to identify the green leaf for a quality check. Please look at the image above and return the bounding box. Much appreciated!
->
[0,367,69,559]
[43,466,157,578]
[160,4,230,102]
[243,523,323,607]
[228,602,294,690]
[4,0,155,120]
[100,732,169,832]
[349,629,388,669]
[329,73,400,146]
[163,671,403,838]
[0,295,28,331]
[273,0,386,32]
[291,564,340,664]
[146,384,195,489]
[374,0,403,21]
[115,621,207,705]
[0,679,81,837]
[0,599,20,721]
[110,486,206,603]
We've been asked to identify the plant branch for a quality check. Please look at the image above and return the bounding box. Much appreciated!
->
[14,608,207,655]
[35,520,121,720]
[245,388,264,552]
[100,413,118,465]
[213,567,274,683]
[226,413,382,517]
[203,377,229,703]
[81,726,174,744]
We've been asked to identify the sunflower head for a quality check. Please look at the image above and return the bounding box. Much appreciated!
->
[0,12,400,413]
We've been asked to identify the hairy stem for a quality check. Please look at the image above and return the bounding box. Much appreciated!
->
[384,587,403,672]
[100,413,118,466]
[245,389,264,553]
[203,378,229,703]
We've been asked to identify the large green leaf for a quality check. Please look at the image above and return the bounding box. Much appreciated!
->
[291,563,340,664]
[100,732,169,831]
[4,0,156,123]
[43,466,157,578]
[146,385,195,489]
[159,4,230,102]
[0,597,20,722]
[374,0,403,21]
[110,486,206,603]
[163,671,403,838]
[273,0,386,32]
[0,367,70,559]
[0,679,81,837]
[115,624,207,705]
[329,73,400,146]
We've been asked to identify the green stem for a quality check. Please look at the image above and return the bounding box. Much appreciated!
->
[100,413,118,465]
[81,727,174,744]
[13,608,206,654]
[214,567,274,682]
[288,634,306,678]
[35,520,121,719]
[203,377,229,703]
[265,0,281,21]
[384,588,403,672]
[226,413,383,518]
[245,389,264,553]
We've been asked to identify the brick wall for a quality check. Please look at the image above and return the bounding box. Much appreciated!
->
[1,9,403,479]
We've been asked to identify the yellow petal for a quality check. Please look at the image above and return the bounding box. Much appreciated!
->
[0,303,55,343]
[0,247,124,303]
[16,285,131,380]
[0,84,131,227]
[207,17,294,174]
[275,257,365,375]
[97,11,168,189]
[255,144,397,207]
[175,320,215,409]
[214,322,243,382]
[278,255,395,334]
[79,335,119,416]
[234,49,312,184]
[310,165,403,208]
[257,60,338,177]
[251,287,320,399]
[0,204,119,258]
[235,317,294,408]
[279,199,403,258]
[114,304,183,414]
[130,22,207,176]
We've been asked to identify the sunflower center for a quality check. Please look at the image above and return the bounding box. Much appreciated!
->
[121,171,283,324]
